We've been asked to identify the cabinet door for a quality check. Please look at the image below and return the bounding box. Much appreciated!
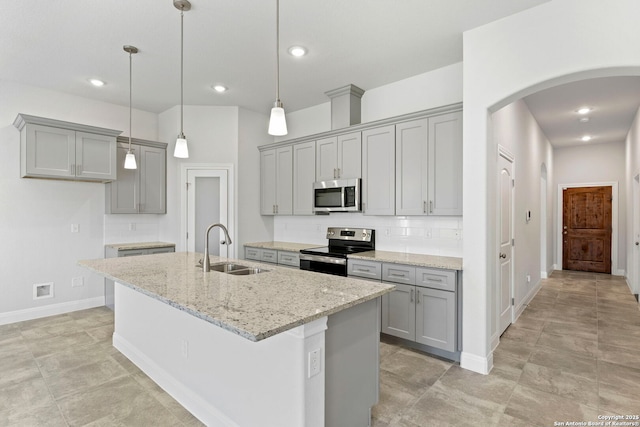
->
[316,136,338,181]
[293,141,316,215]
[107,145,139,214]
[260,149,277,215]
[396,119,428,215]
[428,112,462,216]
[362,125,395,215]
[75,132,117,180]
[24,124,75,178]
[275,146,293,215]
[139,145,166,214]
[415,287,456,351]
[381,284,416,340]
[337,132,361,179]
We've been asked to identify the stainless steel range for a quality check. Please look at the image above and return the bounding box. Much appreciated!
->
[300,227,375,276]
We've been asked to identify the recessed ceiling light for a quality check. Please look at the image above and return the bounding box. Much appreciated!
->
[288,46,307,57]
[212,85,227,93]
[579,117,590,123]
[89,79,105,87]
[577,107,591,115]
[581,135,592,142]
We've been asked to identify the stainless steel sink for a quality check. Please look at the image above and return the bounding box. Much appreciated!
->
[197,260,268,275]
[208,263,250,273]
[226,268,268,275]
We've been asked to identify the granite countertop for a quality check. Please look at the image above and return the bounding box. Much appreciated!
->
[105,241,176,250]
[79,252,393,342]
[348,250,463,271]
[244,241,322,252]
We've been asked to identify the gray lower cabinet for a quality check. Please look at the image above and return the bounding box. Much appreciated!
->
[104,244,175,309]
[106,137,167,214]
[244,247,300,268]
[351,260,459,356]
[13,114,120,182]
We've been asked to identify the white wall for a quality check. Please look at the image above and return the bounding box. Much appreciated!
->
[625,107,640,296]
[0,80,157,321]
[273,63,464,257]
[463,0,640,374]
[554,141,626,274]
[491,99,553,343]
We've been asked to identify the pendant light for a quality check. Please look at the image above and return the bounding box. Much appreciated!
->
[268,0,288,136]
[123,45,138,170]
[174,0,191,158]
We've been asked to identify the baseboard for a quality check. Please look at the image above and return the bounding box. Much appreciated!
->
[113,333,238,427]
[0,297,105,326]
[460,351,493,375]
[615,269,625,277]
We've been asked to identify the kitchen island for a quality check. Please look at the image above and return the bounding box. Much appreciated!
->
[79,252,394,427]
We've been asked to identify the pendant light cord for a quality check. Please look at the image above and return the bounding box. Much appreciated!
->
[129,50,133,151]
[275,0,280,103]
[180,8,185,136]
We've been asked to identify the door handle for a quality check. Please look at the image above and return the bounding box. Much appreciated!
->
[220,240,227,245]
[499,253,506,259]
[636,242,639,246]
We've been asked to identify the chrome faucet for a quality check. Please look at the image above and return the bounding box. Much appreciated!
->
[203,223,232,272]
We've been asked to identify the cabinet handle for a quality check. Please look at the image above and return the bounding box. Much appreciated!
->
[71,164,76,176]
[429,200,433,213]
[333,168,337,179]
[337,168,341,178]
[423,201,427,214]
[428,277,443,282]
[416,290,420,304]
[388,273,405,278]
[77,164,82,175]
[410,288,414,302]
[273,205,275,214]
[276,205,279,214]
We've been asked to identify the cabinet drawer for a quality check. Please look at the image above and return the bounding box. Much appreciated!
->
[118,249,147,257]
[382,263,416,285]
[245,247,262,261]
[416,268,456,292]
[348,259,382,280]
[277,251,300,267]
[146,247,175,255]
[261,249,278,264]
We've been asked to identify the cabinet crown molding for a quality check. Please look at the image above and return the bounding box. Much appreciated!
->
[258,102,462,152]
[13,113,122,137]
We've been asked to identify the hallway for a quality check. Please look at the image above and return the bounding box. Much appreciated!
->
[372,270,640,426]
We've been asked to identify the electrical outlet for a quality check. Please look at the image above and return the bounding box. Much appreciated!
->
[526,274,531,283]
[308,348,320,378]
[181,339,189,359]
[71,277,84,288]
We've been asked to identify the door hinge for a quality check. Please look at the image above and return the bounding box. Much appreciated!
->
[186,232,189,240]
[512,238,515,246]
[511,298,515,306]
[512,179,515,187]
[186,182,191,190]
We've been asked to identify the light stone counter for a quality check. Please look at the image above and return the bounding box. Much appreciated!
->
[105,241,176,251]
[243,241,321,252]
[349,250,463,271]
[79,251,393,342]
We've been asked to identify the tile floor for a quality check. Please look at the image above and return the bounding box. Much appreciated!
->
[0,270,638,426]
[372,270,640,426]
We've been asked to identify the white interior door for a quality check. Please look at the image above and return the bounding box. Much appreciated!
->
[634,174,640,297]
[187,169,229,257]
[498,152,514,335]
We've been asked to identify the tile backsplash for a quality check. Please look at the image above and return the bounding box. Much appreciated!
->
[274,214,463,257]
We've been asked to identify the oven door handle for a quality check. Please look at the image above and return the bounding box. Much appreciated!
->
[299,254,347,265]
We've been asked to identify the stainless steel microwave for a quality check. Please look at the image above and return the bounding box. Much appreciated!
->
[313,178,361,213]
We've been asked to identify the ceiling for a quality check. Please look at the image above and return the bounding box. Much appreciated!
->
[1,0,550,115]
[523,77,640,148]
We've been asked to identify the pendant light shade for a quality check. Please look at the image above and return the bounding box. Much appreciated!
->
[123,45,138,170]
[174,0,191,158]
[268,0,287,136]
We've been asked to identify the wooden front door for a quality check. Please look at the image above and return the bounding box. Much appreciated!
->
[562,186,612,273]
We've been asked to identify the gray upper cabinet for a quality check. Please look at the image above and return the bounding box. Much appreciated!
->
[395,112,462,216]
[293,141,316,215]
[362,125,395,215]
[315,131,361,181]
[14,114,120,182]
[261,146,292,215]
[428,111,462,215]
[106,137,167,214]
